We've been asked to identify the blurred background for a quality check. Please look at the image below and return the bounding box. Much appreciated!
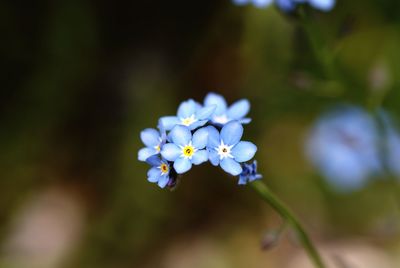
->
[1,0,400,267]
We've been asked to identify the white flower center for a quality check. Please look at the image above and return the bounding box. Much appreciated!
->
[213,114,229,124]
[180,114,197,126]
[180,141,197,159]
[216,140,234,160]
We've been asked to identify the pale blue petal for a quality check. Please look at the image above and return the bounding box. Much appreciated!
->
[147,167,161,182]
[220,158,243,176]
[161,143,181,161]
[157,176,169,188]
[208,150,220,166]
[276,0,296,11]
[207,126,220,148]
[227,99,250,120]
[240,118,252,124]
[204,92,227,115]
[146,155,161,166]
[252,0,274,7]
[140,128,160,147]
[191,150,208,165]
[192,127,209,149]
[160,116,180,131]
[138,147,158,161]
[196,105,216,120]
[169,125,192,146]
[177,99,196,118]
[232,141,257,162]
[189,120,208,130]
[221,121,243,146]
[238,176,247,185]
[308,0,335,11]
[174,157,192,174]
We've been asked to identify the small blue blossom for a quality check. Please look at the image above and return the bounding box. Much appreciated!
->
[204,92,251,126]
[233,0,335,12]
[161,125,209,174]
[238,160,263,185]
[138,124,166,162]
[207,121,257,176]
[306,106,382,192]
[160,99,216,131]
[146,155,173,188]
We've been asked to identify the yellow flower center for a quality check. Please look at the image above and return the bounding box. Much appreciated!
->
[182,145,195,158]
[181,114,197,126]
[160,163,169,174]
[155,144,161,152]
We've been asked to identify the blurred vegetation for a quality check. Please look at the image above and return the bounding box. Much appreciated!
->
[1,0,400,267]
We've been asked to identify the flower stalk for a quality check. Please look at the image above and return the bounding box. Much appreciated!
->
[250,180,326,268]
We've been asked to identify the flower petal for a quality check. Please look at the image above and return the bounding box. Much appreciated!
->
[227,99,250,120]
[240,118,252,124]
[177,99,196,118]
[169,125,192,146]
[221,121,243,146]
[192,127,209,149]
[204,92,227,115]
[140,128,160,147]
[191,150,208,165]
[220,158,243,176]
[138,147,157,161]
[232,141,257,162]
[160,116,180,131]
[308,0,335,11]
[189,120,208,130]
[196,105,216,120]
[174,157,192,174]
[161,143,181,161]
[145,155,162,166]
[157,176,169,188]
[147,167,161,182]
[208,150,220,166]
[207,126,220,149]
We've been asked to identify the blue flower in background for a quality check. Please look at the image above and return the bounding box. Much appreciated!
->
[207,121,257,176]
[306,106,382,192]
[160,99,216,131]
[233,0,335,12]
[239,160,262,185]
[138,125,166,162]
[204,92,251,126]
[146,155,172,188]
[161,125,209,174]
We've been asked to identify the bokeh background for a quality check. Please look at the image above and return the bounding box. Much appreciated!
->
[1,0,400,267]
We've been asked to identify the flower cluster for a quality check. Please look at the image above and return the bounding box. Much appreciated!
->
[138,93,260,188]
[306,105,400,192]
[233,0,335,12]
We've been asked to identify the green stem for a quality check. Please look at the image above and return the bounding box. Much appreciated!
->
[250,180,326,268]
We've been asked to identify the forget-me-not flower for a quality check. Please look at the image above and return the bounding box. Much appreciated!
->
[146,155,173,188]
[233,0,335,12]
[160,99,216,131]
[161,125,209,174]
[238,160,262,185]
[138,125,166,162]
[207,121,257,176]
[306,106,382,192]
[204,92,251,126]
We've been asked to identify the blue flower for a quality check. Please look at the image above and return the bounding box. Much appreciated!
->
[204,92,251,126]
[160,99,216,131]
[138,124,166,162]
[161,125,209,174]
[146,155,173,188]
[238,160,262,185]
[306,106,382,192]
[233,0,335,12]
[207,121,257,176]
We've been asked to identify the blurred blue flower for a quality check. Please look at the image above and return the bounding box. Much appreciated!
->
[204,92,251,126]
[138,125,166,162]
[233,0,335,12]
[161,125,209,174]
[146,155,172,188]
[306,106,382,192]
[207,121,257,176]
[160,99,216,131]
[238,160,262,185]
